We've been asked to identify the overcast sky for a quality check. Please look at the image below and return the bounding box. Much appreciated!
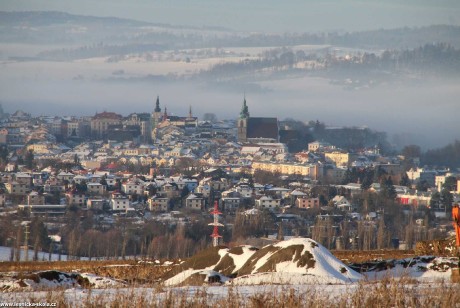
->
[2,0,460,32]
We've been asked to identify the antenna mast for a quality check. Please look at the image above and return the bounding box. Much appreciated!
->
[209,200,223,247]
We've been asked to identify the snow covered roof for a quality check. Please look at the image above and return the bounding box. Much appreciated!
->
[290,189,306,196]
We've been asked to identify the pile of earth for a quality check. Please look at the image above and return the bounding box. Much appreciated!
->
[349,255,458,281]
[162,237,362,286]
[0,270,124,291]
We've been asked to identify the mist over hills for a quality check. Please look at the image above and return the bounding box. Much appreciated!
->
[0,11,459,149]
[1,11,460,49]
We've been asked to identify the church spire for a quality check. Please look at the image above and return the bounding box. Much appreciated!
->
[188,105,193,118]
[239,96,250,119]
[162,107,168,121]
[154,96,161,112]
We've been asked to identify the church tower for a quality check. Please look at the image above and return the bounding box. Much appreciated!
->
[237,97,250,143]
[151,96,162,141]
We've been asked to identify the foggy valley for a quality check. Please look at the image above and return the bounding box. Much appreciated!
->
[0,6,460,150]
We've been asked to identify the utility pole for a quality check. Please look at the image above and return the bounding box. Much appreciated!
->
[23,223,30,262]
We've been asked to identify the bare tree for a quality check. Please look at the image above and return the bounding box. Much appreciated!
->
[15,226,21,261]
[377,216,386,249]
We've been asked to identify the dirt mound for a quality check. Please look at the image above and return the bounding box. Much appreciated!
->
[0,270,124,291]
[162,246,225,282]
[348,255,458,280]
[162,245,257,286]
[237,244,316,276]
[231,238,361,285]
[164,238,362,286]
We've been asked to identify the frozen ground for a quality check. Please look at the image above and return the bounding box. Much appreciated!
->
[0,246,73,262]
[0,238,457,305]
[0,280,451,307]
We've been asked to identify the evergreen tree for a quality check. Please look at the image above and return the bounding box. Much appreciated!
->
[24,149,34,170]
[0,145,8,165]
[360,173,373,190]
[443,176,457,191]
[440,188,453,212]
[73,154,80,166]
[381,176,397,200]
[399,173,411,187]
[430,192,441,209]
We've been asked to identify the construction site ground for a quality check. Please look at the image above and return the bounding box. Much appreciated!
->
[0,250,419,281]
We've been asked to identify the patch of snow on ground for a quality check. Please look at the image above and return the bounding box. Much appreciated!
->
[164,269,203,286]
[362,256,455,282]
[230,272,351,285]
[79,273,125,288]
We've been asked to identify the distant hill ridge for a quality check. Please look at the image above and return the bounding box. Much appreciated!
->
[1,11,459,48]
[0,11,227,31]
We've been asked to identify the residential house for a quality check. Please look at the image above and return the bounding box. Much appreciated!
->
[406,167,437,186]
[87,198,106,211]
[325,151,358,167]
[195,184,211,198]
[148,196,169,212]
[256,195,281,209]
[15,173,32,186]
[221,196,241,212]
[332,195,352,212]
[27,191,45,205]
[57,171,74,183]
[308,141,333,152]
[110,192,130,212]
[122,180,144,195]
[87,182,106,196]
[397,191,432,208]
[235,185,253,198]
[65,191,86,207]
[296,197,320,209]
[5,182,29,195]
[185,194,204,210]
[162,183,179,198]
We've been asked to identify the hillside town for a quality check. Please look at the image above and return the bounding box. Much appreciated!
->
[0,98,459,260]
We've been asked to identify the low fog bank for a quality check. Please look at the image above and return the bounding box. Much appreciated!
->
[1,76,458,150]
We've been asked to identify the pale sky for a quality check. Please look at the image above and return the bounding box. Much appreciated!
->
[1,0,460,32]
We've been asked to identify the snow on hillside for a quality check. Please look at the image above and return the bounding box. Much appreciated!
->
[231,238,362,285]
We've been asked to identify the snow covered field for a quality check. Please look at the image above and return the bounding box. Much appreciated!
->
[0,246,73,262]
[0,238,457,306]
[0,280,455,307]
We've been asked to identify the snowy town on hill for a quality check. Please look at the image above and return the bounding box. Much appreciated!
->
[0,98,459,261]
